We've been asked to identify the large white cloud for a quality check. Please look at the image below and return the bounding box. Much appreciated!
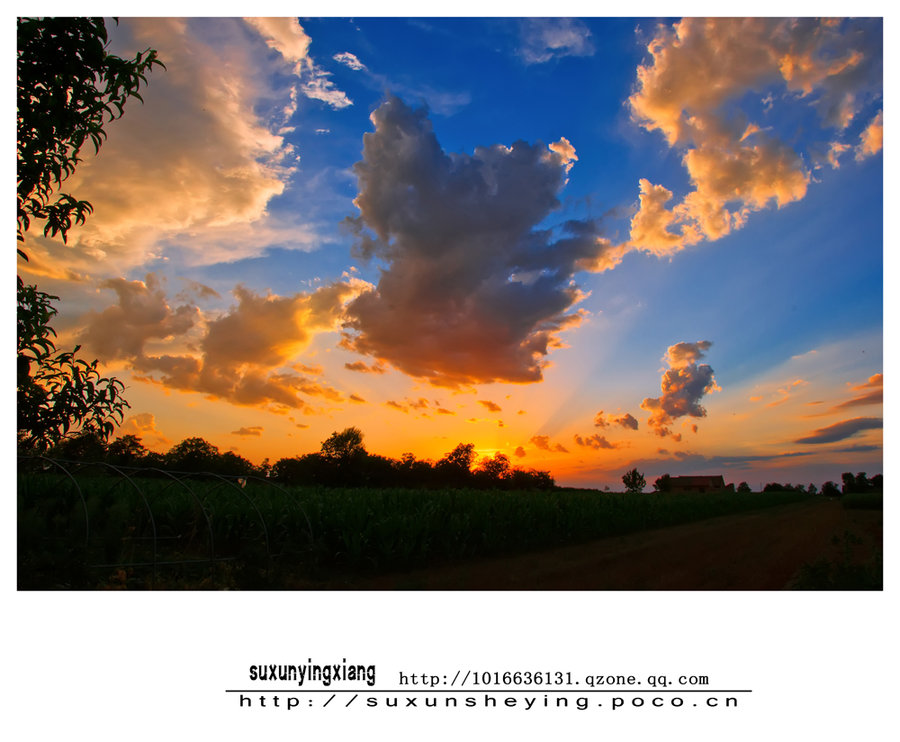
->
[20,18,327,281]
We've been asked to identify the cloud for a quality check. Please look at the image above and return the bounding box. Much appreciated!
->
[115,412,170,449]
[232,426,264,437]
[341,96,610,387]
[594,411,639,430]
[856,110,883,160]
[83,277,366,411]
[300,71,353,109]
[530,435,568,453]
[832,374,883,410]
[514,446,527,458]
[345,360,387,374]
[80,274,201,361]
[615,413,639,431]
[529,435,553,451]
[519,18,594,64]
[625,18,882,256]
[574,433,618,450]
[22,18,317,279]
[383,397,441,416]
[795,417,883,444]
[765,378,809,408]
[479,400,502,412]
[641,340,719,437]
[333,51,366,71]
[245,17,353,109]
[824,141,852,169]
[633,449,816,471]
[854,373,883,390]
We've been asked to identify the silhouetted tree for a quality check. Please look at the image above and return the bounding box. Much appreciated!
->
[216,451,255,477]
[822,481,841,497]
[165,437,220,472]
[870,474,883,491]
[437,443,476,487]
[48,430,107,461]
[508,468,555,490]
[17,18,163,249]
[653,473,672,492]
[271,455,321,486]
[622,468,646,494]
[807,483,818,495]
[320,427,366,462]
[106,434,148,465]
[18,283,128,451]
[841,472,856,495]
[17,19,162,451]
[441,443,476,470]
[475,453,512,487]
[737,481,752,494]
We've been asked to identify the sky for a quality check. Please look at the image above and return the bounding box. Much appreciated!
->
[19,15,884,489]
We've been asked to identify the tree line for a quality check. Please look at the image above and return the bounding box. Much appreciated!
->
[624,470,883,496]
[39,427,557,491]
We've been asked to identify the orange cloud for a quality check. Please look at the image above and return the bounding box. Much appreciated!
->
[82,278,365,411]
[856,111,883,160]
[625,18,880,256]
[24,18,312,280]
[479,400,502,412]
[345,360,387,374]
[765,378,809,408]
[854,373,883,390]
[594,410,639,430]
[529,435,568,453]
[573,433,618,450]
[232,426,264,437]
[115,412,170,449]
[80,274,200,361]
[833,372,883,410]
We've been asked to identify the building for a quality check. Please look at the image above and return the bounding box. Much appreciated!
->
[668,475,731,493]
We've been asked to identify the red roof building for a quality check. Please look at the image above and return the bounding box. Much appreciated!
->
[668,475,729,493]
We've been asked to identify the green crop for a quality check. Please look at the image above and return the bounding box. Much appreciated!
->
[18,470,811,589]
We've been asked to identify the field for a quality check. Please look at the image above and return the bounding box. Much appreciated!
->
[18,461,875,590]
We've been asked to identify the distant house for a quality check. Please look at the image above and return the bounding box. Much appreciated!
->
[668,475,731,493]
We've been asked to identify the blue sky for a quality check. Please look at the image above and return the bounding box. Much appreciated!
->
[20,16,884,488]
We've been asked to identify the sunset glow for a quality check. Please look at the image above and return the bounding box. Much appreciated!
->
[21,16,883,489]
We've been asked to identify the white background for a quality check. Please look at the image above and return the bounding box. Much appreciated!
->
[9,2,895,739]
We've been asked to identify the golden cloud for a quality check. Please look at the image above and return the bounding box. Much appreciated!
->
[82,278,365,411]
[22,18,321,280]
[625,18,880,256]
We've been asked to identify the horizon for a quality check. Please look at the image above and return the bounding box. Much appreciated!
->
[18,17,884,491]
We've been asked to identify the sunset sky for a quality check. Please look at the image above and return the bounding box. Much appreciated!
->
[20,16,884,489]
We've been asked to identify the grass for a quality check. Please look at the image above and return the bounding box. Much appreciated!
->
[840,491,883,510]
[791,532,882,590]
[18,470,815,589]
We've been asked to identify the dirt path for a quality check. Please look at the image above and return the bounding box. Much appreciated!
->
[342,498,881,590]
